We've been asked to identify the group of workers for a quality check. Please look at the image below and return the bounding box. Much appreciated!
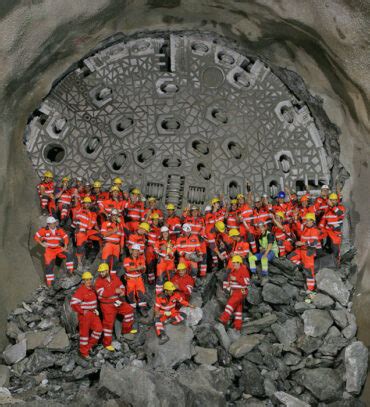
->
[34,171,345,358]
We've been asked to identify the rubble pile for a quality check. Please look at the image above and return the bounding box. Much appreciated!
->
[0,249,368,406]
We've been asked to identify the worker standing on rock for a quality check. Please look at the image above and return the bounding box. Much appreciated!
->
[154,281,196,345]
[70,272,102,360]
[37,171,56,215]
[34,216,74,286]
[218,255,250,331]
[155,226,176,294]
[171,262,195,301]
[95,263,136,351]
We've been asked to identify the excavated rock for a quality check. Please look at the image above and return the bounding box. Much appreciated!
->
[302,309,333,337]
[229,334,264,358]
[316,268,350,306]
[345,341,369,395]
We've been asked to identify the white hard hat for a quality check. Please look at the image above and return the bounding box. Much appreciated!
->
[262,193,268,198]
[160,226,169,233]
[111,209,119,215]
[76,177,83,182]
[46,216,57,224]
[132,244,141,251]
[182,223,192,232]
[204,205,212,212]
[321,185,329,190]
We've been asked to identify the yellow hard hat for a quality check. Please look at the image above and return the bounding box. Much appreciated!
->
[215,221,225,233]
[44,171,53,178]
[237,194,244,199]
[131,188,141,195]
[229,229,240,237]
[139,222,150,232]
[93,181,102,188]
[163,281,176,291]
[305,213,316,221]
[62,176,70,183]
[276,211,285,219]
[230,199,238,205]
[166,203,175,210]
[177,262,187,271]
[98,263,109,273]
[82,271,93,280]
[110,186,120,192]
[83,197,92,203]
[329,193,338,200]
[150,212,160,219]
[231,255,243,264]
[148,196,156,202]
[211,198,220,205]
[113,177,123,185]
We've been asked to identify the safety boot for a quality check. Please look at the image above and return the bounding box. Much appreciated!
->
[104,345,115,352]
[158,333,169,345]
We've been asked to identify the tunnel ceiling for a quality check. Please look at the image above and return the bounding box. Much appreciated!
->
[25,32,330,207]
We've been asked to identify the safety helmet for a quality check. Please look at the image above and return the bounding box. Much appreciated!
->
[83,196,92,203]
[321,185,330,190]
[182,223,192,233]
[166,203,175,210]
[43,171,53,179]
[211,198,220,205]
[277,191,286,199]
[262,193,268,198]
[160,226,169,233]
[150,212,160,219]
[139,222,150,232]
[231,255,243,264]
[305,213,316,221]
[204,205,212,212]
[131,244,141,251]
[62,176,70,183]
[254,196,261,202]
[215,221,226,233]
[228,229,240,237]
[329,193,338,200]
[163,281,176,291]
[110,186,120,192]
[46,216,57,224]
[93,181,102,188]
[230,199,238,205]
[113,177,123,185]
[97,263,109,273]
[131,188,141,195]
[237,193,245,200]
[300,195,309,202]
[148,196,156,202]
[191,205,198,211]
[82,272,93,280]
[111,209,119,216]
[177,263,187,271]
[276,211,285,219]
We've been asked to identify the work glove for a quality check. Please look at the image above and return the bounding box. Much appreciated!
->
[114,300,122,307]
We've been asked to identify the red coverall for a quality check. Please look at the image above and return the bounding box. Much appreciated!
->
[143,208,164,224]
[34,227,73,285]
[182,215,205,236]
[288,224,321,291]
[98,198,126,217]
[146,225,161,284]
[319,204,345,262]
[101,219,125,275]
[252,207,271,228]
[225,209,240,231]
[227,240,252,267]
[171,273,194,301]
[70,285,102,357]
[154,292,189,336]
[123,256,148,309]
[154,239,175,294]
[37,181,56,214]
[95,275,134,346]
[219,264,250,330]
[125,200,144,232]
[165,215,182,242]
[74,208,101,259]
[57,189,73,221]
[175,234,201,278]
[272,223,295,257]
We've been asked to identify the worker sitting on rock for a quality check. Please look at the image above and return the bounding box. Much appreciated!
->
[70,272,102,360]
[171,262,195,302]
[248,222,279,285]
[218,255,250,331]
[154,281,196,345]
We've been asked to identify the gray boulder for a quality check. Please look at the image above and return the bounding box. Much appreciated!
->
[240,360,265,397]
[145,324,194,368]
[345,341,368,394]
[181,306,203,327]
[194,346,218,365]
[302,310,333,337]
[229,334,264,358]
[53,274,81,290]
[312,293,334,308]
[262,283,289,304]
[296,335,323,355]
[243,314,277,334]
[26,349,56,373]
[25,330,51,350]
[0,366,10,387]
[2,339,26,365]
[194,324,219,348]
[293,368,342,401]
[342,312,357,339]
[316,268,350,306]
[60,296,78,335]
[46,327,70,351]
[214,323,231,351]
[271,318,301,346]
[274,391,310,406]
[330,309,348,328]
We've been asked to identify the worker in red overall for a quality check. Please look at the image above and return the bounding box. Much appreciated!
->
[226,229,253,267]
[37,171,56,215]
[55,176,73,224]
[182,205,205,237]
[288,213,322,293]
[70,272,102,359]
[225,199,240,232]
[271,211,295,257]
[154,281,196,345]
[125,188,144,232]
[143,197,164,224]
[154,226,176,294]
[123,244,149,316]
[164,203,182,242]
[127,222,149,255]
[175,223,202,279]
[146,213,161,285]
[100,209,125,275]
[319,193,345,264]
[313,184,330,221]
[94,263,136,351]
[171,262,195,301]
[34,216,73,285]
[218,255,250,331]
[98,186,126,219]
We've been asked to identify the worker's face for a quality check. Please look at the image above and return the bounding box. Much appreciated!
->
[232,235,240,241]
[83,202,90,209]
[191,209,198,217]
[44,177,52,182]
[258,224,266,234]
[184,231,191,237]
[238,197,244,205]
[255,200,261,208]
[131,249,139,258]
[62,181,69,188]
[48,222,57,230]
[167,209,174,216]
[84,278,93,288]
[329,199,338,207]
[162,231,169,240]
[149,200,156,208]
[277,216,284,223]
[112,191,119,198]
[152,218,159,226]
[99,269,109,279]
[301,200,308,207]
[213,202,220,211]
[131,193,139,202]
[232,262,241,269]
[164,289,174,296]
[277,197,284,203]
[262,196,269,205]
[111,214,119,222]
[306,219,314,227]
[138,228,146,235]
[321,188,329,197]
[231,203,237,210]
[178,268,186,277]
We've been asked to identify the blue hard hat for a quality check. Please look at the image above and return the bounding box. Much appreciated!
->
[277,191,286,199]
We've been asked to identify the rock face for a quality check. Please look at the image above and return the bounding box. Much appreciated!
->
[145,324,194,368]
[194,347,218,365]
[229,335,264,358]
[316,268,350,306]
[302,309,333,337]
[345,341,369,394]
[2,339,26,365]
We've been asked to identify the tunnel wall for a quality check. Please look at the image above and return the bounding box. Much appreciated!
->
[0,0,369,397]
